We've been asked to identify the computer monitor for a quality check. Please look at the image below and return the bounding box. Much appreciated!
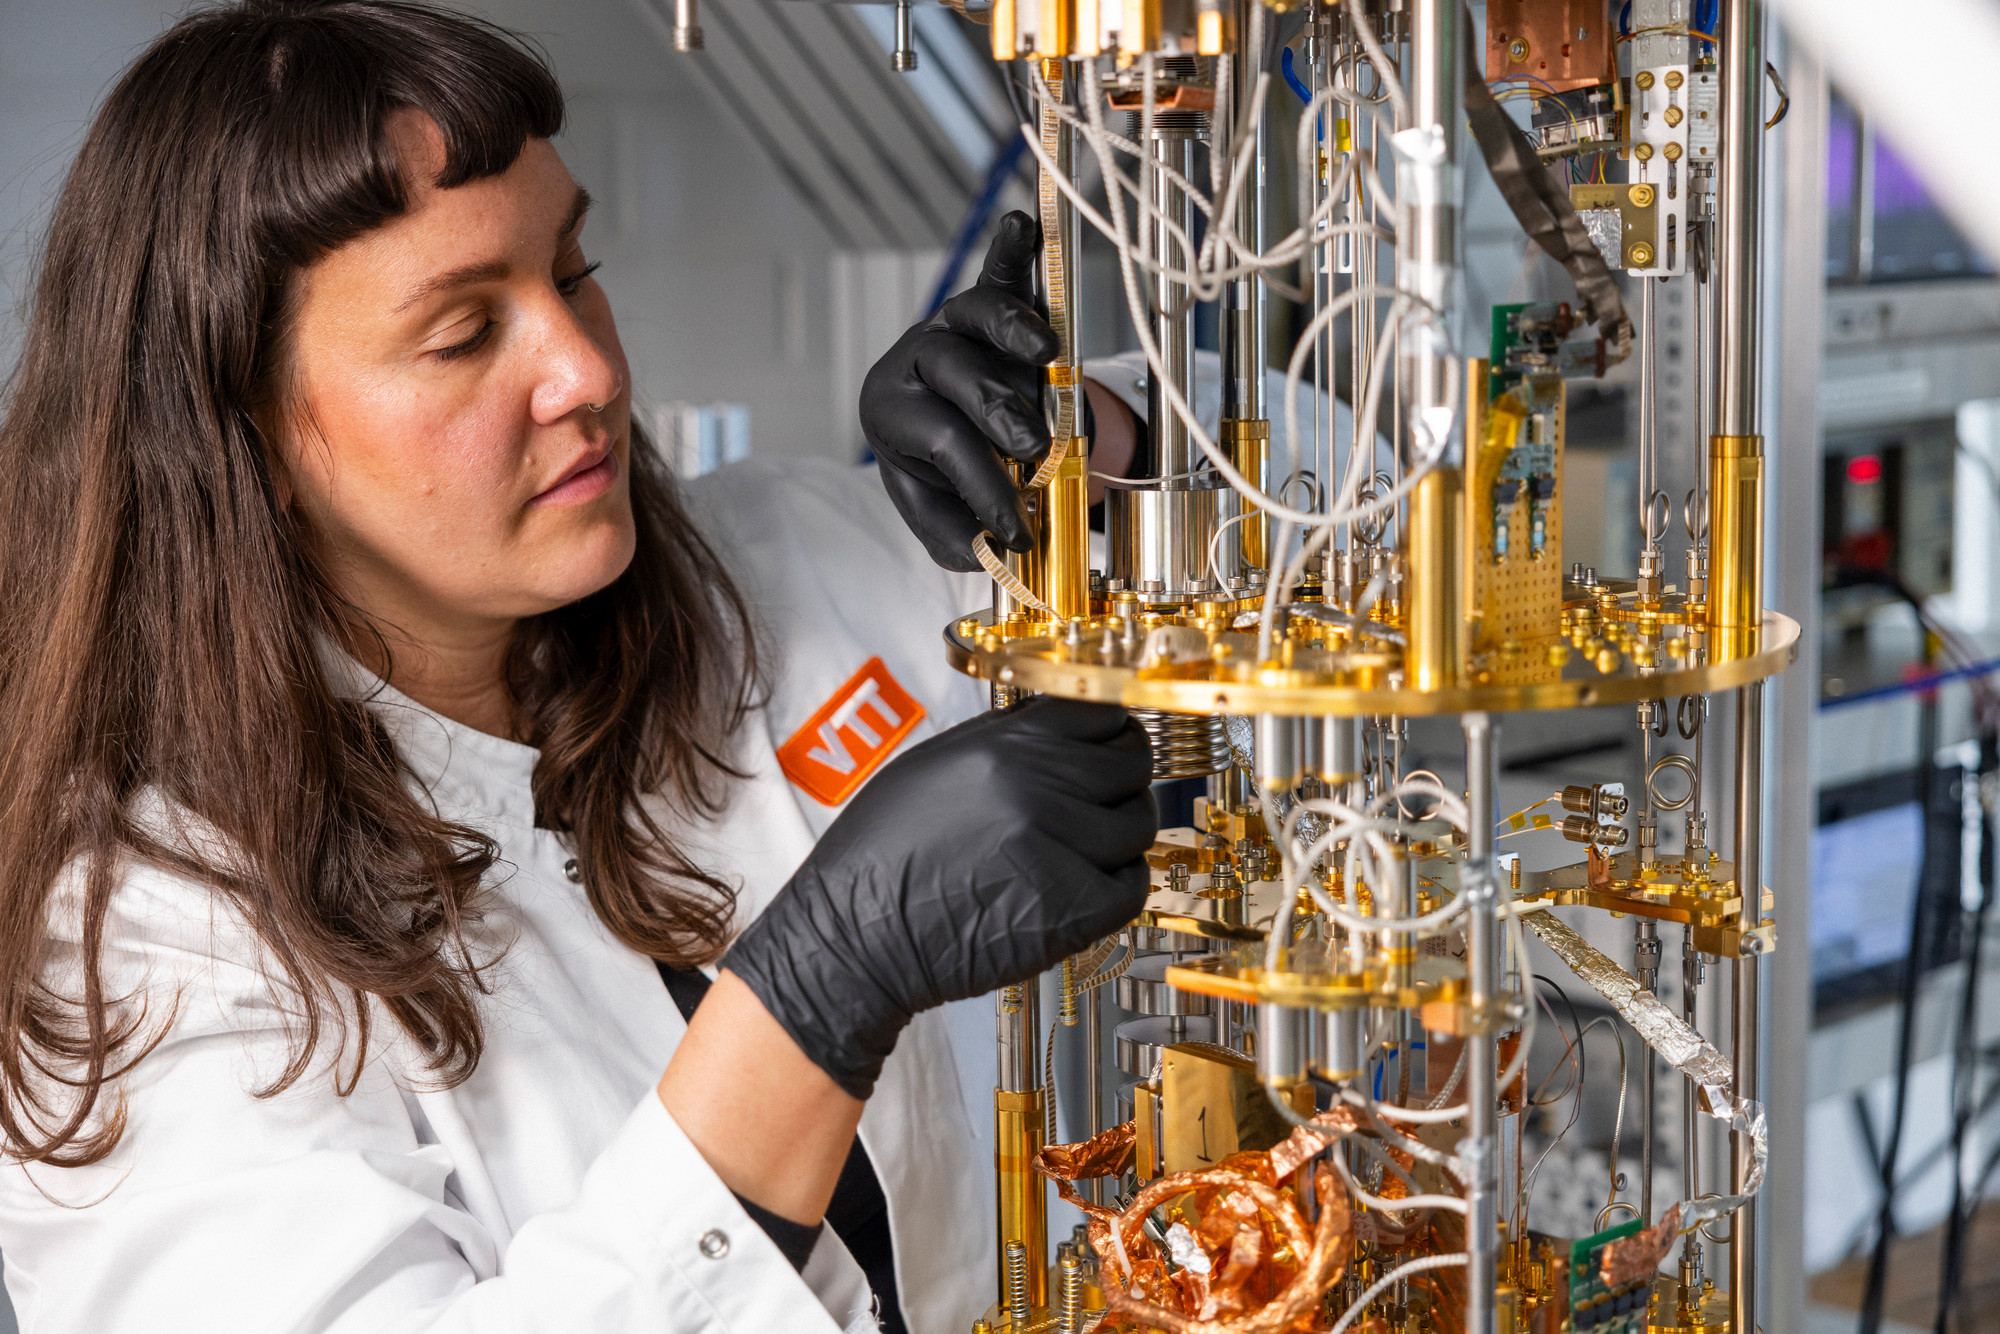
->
[1812,763,1968,1016]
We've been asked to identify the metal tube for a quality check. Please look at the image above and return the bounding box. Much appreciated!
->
[1636,919,1660,1221]
[1402,0,1465,692]
[1707,0,1765,659]
[1716,0,1763,435]
[1639,278,1655,538]
[1400,0,1463,468]
[1148,130,1200,486]
[1406,468,1466,690]
[996,983,1047,1311]
[1731,681,1764,1334]
[1224,0,1270,566]
[1638,279,1664,601]
[1681,928,1705,1293]
[1084,984,1103,1205]
[1029,62,1091,621]
[672,0,703,51]
[892,0,917,71]
[1463,712,1499,1334]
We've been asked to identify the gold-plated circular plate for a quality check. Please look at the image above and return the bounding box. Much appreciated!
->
[1164,952,1466,1010]
[943,610,1799,717]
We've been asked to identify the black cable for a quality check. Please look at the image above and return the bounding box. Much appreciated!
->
[1532,974,1587,1107]
[1936,735,1998,1334]
[1859,688,1943,1334]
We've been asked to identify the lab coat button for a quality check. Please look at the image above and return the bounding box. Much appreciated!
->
[563,858,581,883]
[699,1228,730,1259]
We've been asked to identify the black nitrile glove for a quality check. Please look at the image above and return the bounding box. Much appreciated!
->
[860,210,1060,572]
[724,698,1156,1100]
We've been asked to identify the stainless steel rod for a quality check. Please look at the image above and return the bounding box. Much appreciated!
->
[1716,0,1764,436]
[1731,681,1764,1334]
[672,0,702,51]
[892,0,916,71]
[999,982,1041,1093]
[1682,928,1704,1287]
[1084,984,1103,1205]
[1717,0,1766,1322]
[1224,0,1266,423]
[1463,712,1499,1334]
[1400,0,1463,470]
[1639,276,1658,552]
[1149,131,1199,485]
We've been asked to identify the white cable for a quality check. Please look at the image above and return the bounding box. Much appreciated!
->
[1361,1097,1472,1125]
[1333,1151,1469,1215]
[1330,1255,1468,1334]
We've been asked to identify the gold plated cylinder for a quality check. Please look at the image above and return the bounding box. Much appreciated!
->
[1706,434,1764,656]
[1035,439,1091,620]
[994,1088,1048,1311]
[1408,467,1467,691]
[1035,4,1071,57]
[992,0,1018,58]
[1222,418,1270,569]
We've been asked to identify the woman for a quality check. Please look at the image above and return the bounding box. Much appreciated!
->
[0,3,1153,1331]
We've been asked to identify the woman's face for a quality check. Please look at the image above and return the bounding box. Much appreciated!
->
[275,113,634,643]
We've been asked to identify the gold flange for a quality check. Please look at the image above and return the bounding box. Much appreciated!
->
[942,609,1799,717]
[1519,852,1778,957]
[1163,951,1466,1011]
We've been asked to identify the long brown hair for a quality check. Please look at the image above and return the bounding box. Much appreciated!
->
[0,0,759,1167]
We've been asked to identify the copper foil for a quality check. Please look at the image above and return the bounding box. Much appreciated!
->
[1599,1203,1681,1287]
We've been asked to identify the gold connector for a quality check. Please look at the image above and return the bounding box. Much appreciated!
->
[1035,1,1071,57]
[1196,7,1224,54]
[1031,438,1091,620]
[1707,434,1764,655]
[1222,418,1270,569]
[1120,0,1158,59]
[1408,467,1467,690]
[992,0,1018,59]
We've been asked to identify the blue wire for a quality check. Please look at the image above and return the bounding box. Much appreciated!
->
[1618,1,1632,37]
[1281,45,1312,105]
[1281,47,1324,142]
[1371,1041,1428,1100]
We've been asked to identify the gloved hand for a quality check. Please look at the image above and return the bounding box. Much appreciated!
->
[724,698,1156,1100]
[860,210,1060,572]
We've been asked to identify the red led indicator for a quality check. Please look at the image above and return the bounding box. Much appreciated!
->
[1846,454,1883,485]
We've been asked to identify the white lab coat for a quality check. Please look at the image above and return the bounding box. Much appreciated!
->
[0,460,992,1334]
[0,356,1337,1333]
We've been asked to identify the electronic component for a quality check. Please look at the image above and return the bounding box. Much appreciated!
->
[941,3,1785,1333]
[1568,1220,1659,1332]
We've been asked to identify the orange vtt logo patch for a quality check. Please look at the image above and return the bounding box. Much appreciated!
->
[777,659,925,806]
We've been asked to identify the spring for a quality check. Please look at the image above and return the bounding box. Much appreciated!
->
[1057,1247,1083,1334]
[1004,1240,1031,1326]
[1000,984,1023,1016]
[1132,708,1230,779]
[1059,955,1079,1027]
